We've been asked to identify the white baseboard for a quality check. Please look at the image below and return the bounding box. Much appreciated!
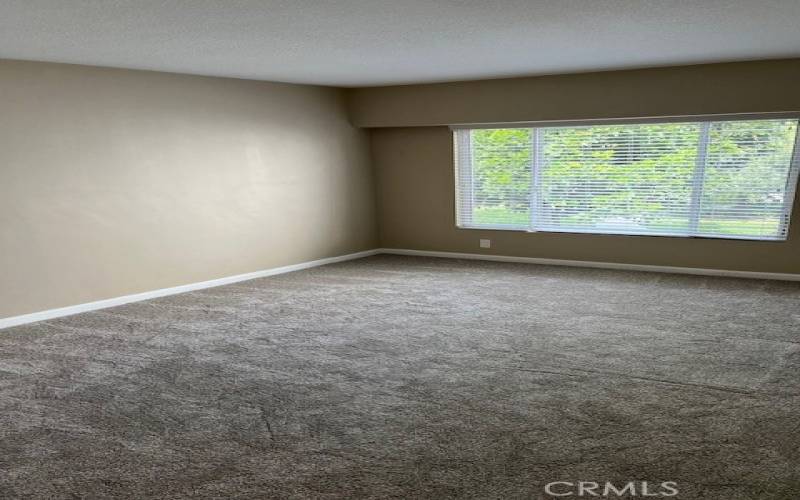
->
[0,249,380,330]
[4,246,798,331]
[378,248,800,282]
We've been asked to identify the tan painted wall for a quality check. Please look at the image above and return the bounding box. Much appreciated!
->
[3,58,799,320]
[0,59,377,318]
[349,59,800,127]
[371,126,800,274]
[356,59,800,274]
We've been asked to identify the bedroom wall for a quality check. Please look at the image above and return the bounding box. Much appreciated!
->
[351,59,800,274]
[369,126,800,273]
[0,59,377,318]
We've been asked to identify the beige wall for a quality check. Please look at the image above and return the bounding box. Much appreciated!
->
[0,59,377,318]
[349,59,800,127]
[3,58,800,319]
[357,59,800,274]
[369,125,800,275]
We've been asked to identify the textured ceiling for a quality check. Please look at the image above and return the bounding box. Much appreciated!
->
[1,0,799,87]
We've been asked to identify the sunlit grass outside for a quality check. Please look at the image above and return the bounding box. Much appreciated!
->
[472,206,780,237]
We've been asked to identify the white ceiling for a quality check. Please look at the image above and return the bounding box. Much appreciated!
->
[1,0,799,87]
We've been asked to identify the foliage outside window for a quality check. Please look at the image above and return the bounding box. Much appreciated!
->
[454,117,800,240]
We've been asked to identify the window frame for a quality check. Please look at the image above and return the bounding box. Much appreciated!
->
[452,112,800,241]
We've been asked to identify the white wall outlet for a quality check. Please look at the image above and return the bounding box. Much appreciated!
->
[479,239,491,248]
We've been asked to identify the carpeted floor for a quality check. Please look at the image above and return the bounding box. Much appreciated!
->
[0,255,799,499]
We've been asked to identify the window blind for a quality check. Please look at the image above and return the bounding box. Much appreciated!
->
[454,117,800,240]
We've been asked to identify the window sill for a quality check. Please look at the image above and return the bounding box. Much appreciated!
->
[455,225,787,242]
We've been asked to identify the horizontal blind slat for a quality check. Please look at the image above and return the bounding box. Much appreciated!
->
[454,118,800,240]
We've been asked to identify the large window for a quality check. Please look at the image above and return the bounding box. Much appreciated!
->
[454,116,800,240]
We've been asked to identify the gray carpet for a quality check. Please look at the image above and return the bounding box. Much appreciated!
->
[1,255,799,499]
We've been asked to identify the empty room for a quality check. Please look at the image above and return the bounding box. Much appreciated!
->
[1,1,799,499]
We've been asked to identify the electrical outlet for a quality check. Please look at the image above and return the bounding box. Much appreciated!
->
[479,239,491,248]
